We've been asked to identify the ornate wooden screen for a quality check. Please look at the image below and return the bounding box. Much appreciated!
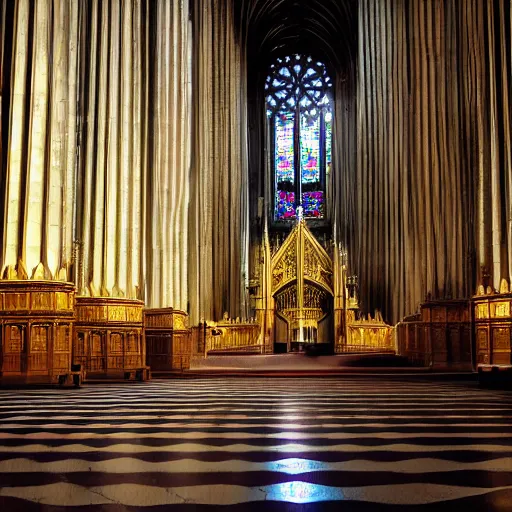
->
[271,218,333,350]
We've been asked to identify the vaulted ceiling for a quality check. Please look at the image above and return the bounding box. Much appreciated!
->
[238,0,357,72]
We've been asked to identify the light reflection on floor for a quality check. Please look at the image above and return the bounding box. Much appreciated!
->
[267,457,329,474]
[263,481,345,503]
[272,442,314,453]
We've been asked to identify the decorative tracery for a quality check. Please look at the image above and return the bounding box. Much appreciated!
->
[266,55,333,221]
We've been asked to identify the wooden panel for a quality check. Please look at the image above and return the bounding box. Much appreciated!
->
[448,326,461,363]
[491,326,511,365]
[5,324,24,353]
[431,326,447,364]
[2,324,25,373]
[29,325,48,372]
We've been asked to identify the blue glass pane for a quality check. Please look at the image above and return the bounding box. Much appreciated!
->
[275,191,296,220]
[275,113,294,183]
[325,114,332,176]
[273,78,286,88]
[300,96,312,107]
[300,115,320,184]
[302,191,324,218]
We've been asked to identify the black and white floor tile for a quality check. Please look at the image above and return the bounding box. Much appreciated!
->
[0,377,511,510]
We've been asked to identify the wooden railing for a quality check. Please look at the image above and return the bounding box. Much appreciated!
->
[336,310,395,353]
[205,321,262,354]
[342,325,395,353]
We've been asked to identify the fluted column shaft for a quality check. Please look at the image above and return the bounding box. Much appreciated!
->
[189,0,249,324]
[1,0,79,280]
[349,0,511,324]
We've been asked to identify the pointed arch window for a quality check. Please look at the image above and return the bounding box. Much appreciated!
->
[266,55,333,222]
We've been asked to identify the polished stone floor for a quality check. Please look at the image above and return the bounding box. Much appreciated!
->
[0,377,511,510]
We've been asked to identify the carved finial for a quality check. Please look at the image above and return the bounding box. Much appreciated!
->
[499,279,509,294]
[477,284,485,296]
[57,266,68,281]
[88,281,98,297]
[2,265,17,279]
[296,205,304,221]
[32,262,46,280]
[112,285,125,298]
[16,259,28,280]
[481,266,491,290]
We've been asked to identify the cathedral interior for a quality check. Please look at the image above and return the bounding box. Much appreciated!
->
[0,0,512,509]
[1,0,511,370]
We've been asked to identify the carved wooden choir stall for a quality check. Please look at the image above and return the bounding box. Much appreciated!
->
[145,308,192,372]
[396,300,472,370]
[473,285,512,382]
[73,297,149,381]
[0,280,76,384]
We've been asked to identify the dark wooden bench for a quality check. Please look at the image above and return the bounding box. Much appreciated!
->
[478,364,512,388]
[57,364,85,388]
[124,366,151,381]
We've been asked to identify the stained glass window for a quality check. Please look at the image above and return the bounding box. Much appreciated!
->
[275,112,296,218]
[266,55,332,222]
[325,111,332,177]
[300,116,320,184]
[275,191,296,219]
[276,113,295,184]
[302,191,324,218]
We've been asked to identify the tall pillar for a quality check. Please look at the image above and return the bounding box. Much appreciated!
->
[1,0,79,281]
[0,2,79,384]
[189,0,249,324]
